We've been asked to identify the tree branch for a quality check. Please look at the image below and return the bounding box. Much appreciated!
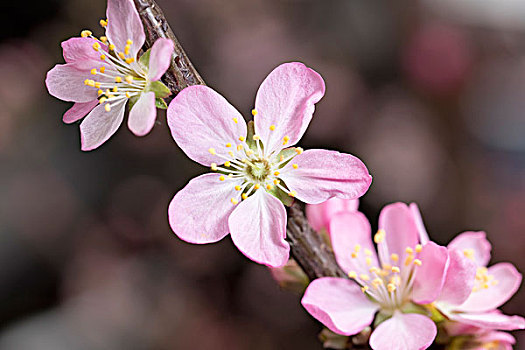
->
[132,0,345,281]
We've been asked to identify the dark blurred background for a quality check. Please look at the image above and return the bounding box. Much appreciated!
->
[0,0,523,348]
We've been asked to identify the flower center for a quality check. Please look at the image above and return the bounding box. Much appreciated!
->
[247,159,270,181]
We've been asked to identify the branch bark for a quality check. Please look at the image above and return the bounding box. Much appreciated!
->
[132,0,345,281]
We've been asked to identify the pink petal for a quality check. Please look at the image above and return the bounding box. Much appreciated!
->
[279,149,372,204]
[437,249,477,306]
[329,212,378,276]
[477,331,516,345]
[46,64,98,102]
[127,92,156,136]
[147,38,174,81]
[167,85,247,166]
[168,173,243,244]
[63,100,98,124]
[377,203,419,265]
[456,263,522,313]
[301,277,378,336]
[254,62,325,155]
[61,37,107,70]
[448,312,525,331]
[228,190,289,267]
[79,99,126,151]
[409,203,430,245]
[448,231,492,267]
[306,198,359,231]
[370,312,437,350]
[412,242,449,304]
[106,0,145,58]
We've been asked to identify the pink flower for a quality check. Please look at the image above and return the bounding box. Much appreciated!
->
[166,62,372,267]
[306,198,359,232]
[45,0,174,151]
[433,231,525,331]
[301,202,450,350]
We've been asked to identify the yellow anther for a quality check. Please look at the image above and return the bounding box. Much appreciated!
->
[232,117,238,124]
[292,164,298,169]
[372,278,384,287]
[354,244,362,252]
[413,259,422,266]
[108,94,115,99]
[97,89,103,96]
[273,179,280,185]
[125,46,130,55]
[415,244,423,253]
[266,184,273,190]
[463,249,475,260]
[86,79,95,87]
[251,109,257,116]
[295,147,304,154]
[406,247,414,255]
[387,283,396,293]
[99,19,108,27]
[224,161,231,167]
[111,87,118,93]
[225,143,232,148]
[92,42,101,51]
[269,125,276,131]
[404,256,414,266]
[365,257,372,266]
[100,54,106,60]
[210,163,218,171]
[235,185,241,191]
[361,286,369,293]
[126,39,133,45]
[253,135,260,141]
[348,271,357,279]
[208,148,216,155]
[219,175,225,181]
[364,249,373,256]
[125,75,133,84]
[391,266,400,273]
[115,76,122,83]
[90,68,97,75]
[125,92,131,98]
[99,97,107,104]
[236,144,243,151]
[231,198,239,205]
[99,66,105,73]
[246,150,254,156]
[109,44,116,51]
[273,171,280,176]
[81,30,92,38]
[374,229,386,244]
[288,191,297,197]
[228,151,234,157]
[239,136,245,141]
[283,135,290,143]
[369,267,380,274]
[118,52,126,59]
[254,184,261,190]
[228,174,233,178]
[104,104,111,112]
[382,263,392,271]
[125,57,135,64]
[280,155,284,161]
[95,82,101,88]
[242,193,248,200]
[391,253,399,262]
[351,252,358,259]
[360,274,370,281]
[99,36,107,43]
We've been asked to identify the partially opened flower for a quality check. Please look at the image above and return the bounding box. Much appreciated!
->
[433,231,525,331]
[306,198,359,232]
[301,202,450,350]
[167,62,372,267]
[45,0,174,150]
[445,323,516,350]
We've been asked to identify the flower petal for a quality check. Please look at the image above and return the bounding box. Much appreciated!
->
[228,190,289,267]
[477,331,516,345]
[63,100,99,124]
[279,149,372,204]
[254,62,325,155]
[147,38,174,81]
[79,99,126,151]
[456,263,522,313]
[106,0,145,58]
[46,64,98,102]
[168,173,243,244]
[448,311,525,331]
[127,92,156,136]
[301,277,378,336]
[447,231,492,267]
[329,212,378,276]
[369,312,437,350]
[167,85,247,166]
[377,203,419,265]
[409,203,430,245]
[437,249,477,306]
[306,198,359,232]
[61,37,107,70]
[412,242,449,304]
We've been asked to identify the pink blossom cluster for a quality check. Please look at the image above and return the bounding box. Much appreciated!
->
[302,198,524,350]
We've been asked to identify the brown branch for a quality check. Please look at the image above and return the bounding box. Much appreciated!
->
[132,0,344,281]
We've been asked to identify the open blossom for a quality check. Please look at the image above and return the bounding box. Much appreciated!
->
[432,231,525,331]
[167,62,372,267]
[306,198,359,232]
[302,203,451,350]
[45,0,174,150]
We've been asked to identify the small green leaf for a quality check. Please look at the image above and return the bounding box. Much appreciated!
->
[146,81,171,98]
[268,185,294,206]
[273,147,297,167]
[155,98,168,109]
[128,94,140,110]
[139,48,152,69]
[245,121,257,152]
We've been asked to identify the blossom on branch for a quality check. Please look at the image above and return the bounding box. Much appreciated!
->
[306,198,359,232]
[167,62,372,267]
[45,0,174,150]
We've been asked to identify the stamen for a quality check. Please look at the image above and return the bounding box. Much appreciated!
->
[109,44,116,51]
[391,266,400,273]
[387,283,396,293]
[233,118,238,124]
[413,259,422,266]
[210,163,218,171]
[125,58,135,64]
[230,198,239,205]
[269,125,276,131]
[283,136,290,145]
[104,104,111,112]
[251,109,257,116]
[219,175,225,181]
[390,253,399,262]
[295,147,303,154]
[99,19,108,27]
[415,244,423,253]
[235,185,241,191]
[100,36,107,43]
[208,148,216,155]
[266,184,273,190]
[288,191,297,197]
[273,171,280,176]
[224,161,231,167]
[463,249,475,260]
[239,136,245,141]
[81,30,92,38]
[292,164,298,169]
[92,42,101,51]
[91,68,97,75]
[242,193,248,200]
[348,271,357,279]
[374,229,386,244]
[125,75,133,84]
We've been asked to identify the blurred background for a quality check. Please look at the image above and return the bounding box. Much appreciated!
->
[0,0,524,348]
